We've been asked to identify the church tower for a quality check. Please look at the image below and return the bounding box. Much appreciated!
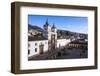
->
[43,19,52,51]
[43,19,49,30]
[43,19,57,51]
[51,23,57,49]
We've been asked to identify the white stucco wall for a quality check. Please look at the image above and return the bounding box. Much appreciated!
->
[48,26,52,40]
[28,40,48,57]
[28,39,70,57]
[57,39,71,48]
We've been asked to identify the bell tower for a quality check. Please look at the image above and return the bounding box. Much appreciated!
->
[51,23,57,50]
[43,19,57,51]
[43,19,52,51]
[43,19,49,30]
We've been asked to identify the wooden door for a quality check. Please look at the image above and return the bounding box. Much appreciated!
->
[39,44,44,54]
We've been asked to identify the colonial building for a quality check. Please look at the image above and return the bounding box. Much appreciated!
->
[28,19,71,58]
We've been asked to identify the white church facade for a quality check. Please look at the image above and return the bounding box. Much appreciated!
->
[28,20,70,57]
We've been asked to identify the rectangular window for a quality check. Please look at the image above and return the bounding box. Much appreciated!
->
[35,48,37,52]
[28,50,30,55]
